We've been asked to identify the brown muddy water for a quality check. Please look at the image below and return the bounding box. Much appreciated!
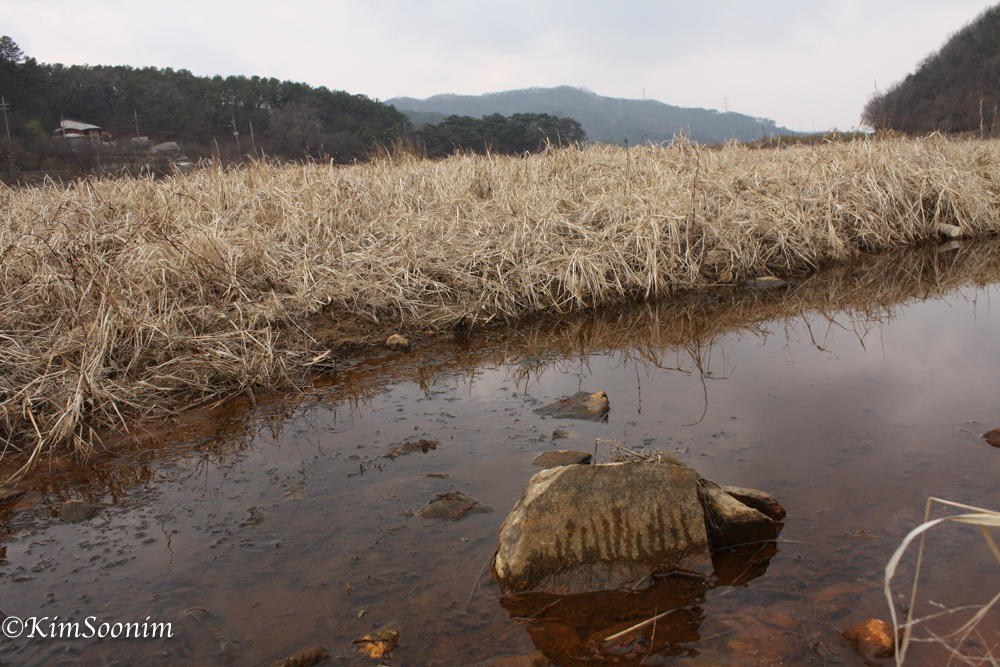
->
[3,243,1000,666]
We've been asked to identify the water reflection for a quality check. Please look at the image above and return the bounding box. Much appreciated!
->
[502,539,783,666]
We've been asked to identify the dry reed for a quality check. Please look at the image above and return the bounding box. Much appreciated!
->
[885,498,1000,666]
[3,135,1000,478]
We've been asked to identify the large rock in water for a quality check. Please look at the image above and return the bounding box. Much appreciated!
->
[492,463,712,594]
[491,462,782,595]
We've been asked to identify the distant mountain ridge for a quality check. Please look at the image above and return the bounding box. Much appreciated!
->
[388,86,797,145]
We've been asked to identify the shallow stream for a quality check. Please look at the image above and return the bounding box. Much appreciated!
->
[3,243,1000,666]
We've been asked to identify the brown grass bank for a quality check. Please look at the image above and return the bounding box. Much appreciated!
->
[2,136,1000,478]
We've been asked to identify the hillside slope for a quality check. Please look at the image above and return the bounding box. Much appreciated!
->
[863,5,1000,133]
[389,86,796,145]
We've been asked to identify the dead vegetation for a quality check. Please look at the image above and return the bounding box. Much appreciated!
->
[3,136,1000,478]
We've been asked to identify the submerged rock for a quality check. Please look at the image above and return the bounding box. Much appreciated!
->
[187,607,243,663]
[270,645,330,667]
[418,492,493,520]
[492,463,712,594]
[353,623,400,659]
[60,500,96,523]
[384,438,439,459]
[842,618,897,659]
[533,391,609,421]
[531,450,591,468]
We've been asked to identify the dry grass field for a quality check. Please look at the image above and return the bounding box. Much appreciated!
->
[3,135,1000,478]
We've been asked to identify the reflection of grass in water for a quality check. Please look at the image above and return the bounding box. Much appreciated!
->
[885,498,1000,665]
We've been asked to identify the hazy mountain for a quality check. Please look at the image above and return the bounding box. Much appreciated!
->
[388,86,797,145]
[863,5,1000,133]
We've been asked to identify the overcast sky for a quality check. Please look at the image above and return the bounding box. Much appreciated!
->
[1,1,995,132]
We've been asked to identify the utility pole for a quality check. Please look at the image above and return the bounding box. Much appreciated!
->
[0,96,12,176]
[723,97,729,113]
[230,116,240,155]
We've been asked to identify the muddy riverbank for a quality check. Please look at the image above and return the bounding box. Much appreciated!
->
[6,136,1000,477]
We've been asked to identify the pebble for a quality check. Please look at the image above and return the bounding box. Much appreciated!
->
[353,623,399,659]
[417,491,493,520]
[533,391,609,421]
[384,438,439,459]
[842,618,896,659]
[385,334,409,350]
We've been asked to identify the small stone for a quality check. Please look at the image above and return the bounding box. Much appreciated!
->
[552,428,570,440]
[700,482,777,548]
[385,334,409,350]
[531,450,591,468]
[60,500,96,522]
[937,223,963,239]
[384,438,439,459]
[842,618,897,659]
[983,428,1000,447]
[721,486,787,520]
[353,623,399,659]
[533,391,609,421]
[718,269,734,284]
[417,492,493,520]
[270,645,330,667]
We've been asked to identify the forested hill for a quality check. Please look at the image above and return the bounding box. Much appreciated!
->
[863,5,1000,133]
[389,86,797,145]
[0,36,405,163]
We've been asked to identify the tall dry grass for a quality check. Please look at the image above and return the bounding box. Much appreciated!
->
[2,135,1000,478]
[886,499,1000,666]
